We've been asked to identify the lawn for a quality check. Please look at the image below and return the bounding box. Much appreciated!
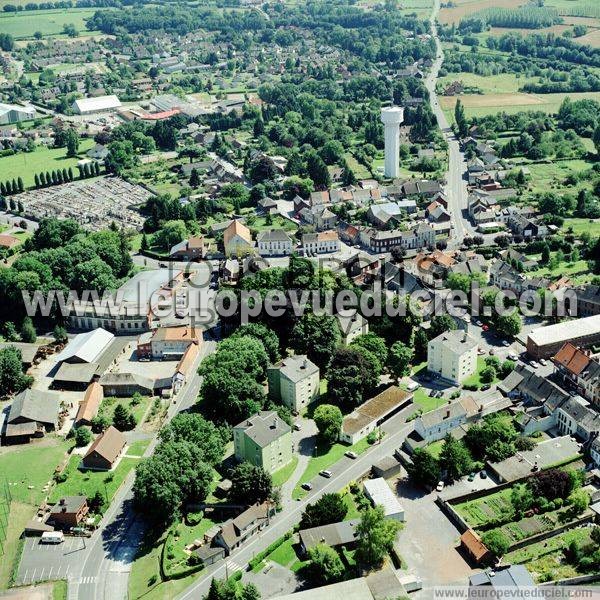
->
[427,439,445,459]
[0,436,71,588]
[0,138,94,188]
[505,527,594,583]
[462,356,498,390]
[163,516,216,577]
[98,395,152,429]
[272,455,299,487]
[562,217,600,238]
[53,580,68,600]
[126,439,151,457]
[292,436,371,500]
[0,8,101,39]
[438,72,532,95]
[49,454,140,510]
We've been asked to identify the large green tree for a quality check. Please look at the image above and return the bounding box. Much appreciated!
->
[300,493,348,529]
[439,435,473,482]
[355,506,401,568]
[289,312,340,368]
[313,404,343,444]
[306,543,344,585]
[229,462,273,505]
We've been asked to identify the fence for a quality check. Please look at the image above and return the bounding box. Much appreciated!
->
[0,478,11,557]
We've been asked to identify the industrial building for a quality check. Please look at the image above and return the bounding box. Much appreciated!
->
[527,315,600,359]
[0,102,36,125]
[363,478,404,521]
[72,95,121,115]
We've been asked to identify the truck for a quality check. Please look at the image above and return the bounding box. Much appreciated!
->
[41,531,64,544]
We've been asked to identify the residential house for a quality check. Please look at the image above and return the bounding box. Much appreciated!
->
[222,258,240,283]
[74,382,103,427]
[553,343,600,405]
[48,497,89,529]
[302,230,340,255]
[256,229,294,257]
[460,529,492,566]
[409,250,455,288]
[413,398,478,443]
[499,248,538,271]
[169,236,208,261]
[4,389,61,443]
[470,565,535,589]
[223,220,253,257]
[336,313,369,345]
[99,372,171,397]
[233,411,292,474]
[427,330,478,385]
[360,223,435,253]
[576,284,600,317]
[215,502,274,555]
[267,355,320,412]
[82,426,126,470]
[299,205,338,231]
[299,520,359,554]
[400,179,442,199]
[137,326,201,359]
[340,386,412,445]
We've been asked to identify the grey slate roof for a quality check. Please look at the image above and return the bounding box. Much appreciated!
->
[418,399,467,429]
[257,229,292,243]
[276,355,319,383]
[234,411,290,448]
[430,329,478,354]
[299,519,359,550]
[8,388,61,427]
[470,565,535,588]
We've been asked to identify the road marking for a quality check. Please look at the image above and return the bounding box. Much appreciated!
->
[49,566,53,578]
[30,568,36,583]
[39,568,45,580]
[21,570,28,585]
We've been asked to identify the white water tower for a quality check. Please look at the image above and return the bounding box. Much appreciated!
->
[381,106,404,179]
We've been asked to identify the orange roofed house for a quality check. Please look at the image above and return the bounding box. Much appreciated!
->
[460,528,492,565]
[74,382,104,427]
[553,342,600,405]
[137,326,202,360]
[172,342,200,393]
[223,220,253,257]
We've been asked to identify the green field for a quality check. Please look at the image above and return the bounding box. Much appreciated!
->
[49,454,140,509]
[0,8,100,39]
[439,72,533,95]
[0,138,95,189]
[0,437,71,588]
[563,217,600,237]
[272,455,299,487]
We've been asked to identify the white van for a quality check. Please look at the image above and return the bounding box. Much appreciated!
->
[406,381,420,392]
[41,531,64,544]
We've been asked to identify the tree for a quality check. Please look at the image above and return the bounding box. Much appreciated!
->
[428,315,457,339]
[74,426,92,447]
[300,493,348,529]
[481,530,509,558]
[230,323,280,363]
[229,462,273,505]
[0,346,32,396]
[327,346,378,409]
[313,404,343,444]
[189,168,201,188]
[387,341,414,381]
[290,312,340,368]
[510,483,534,518]
[306,543,344,585]
[306,150,331,189]
[479,366,496,384]
[439,435,473,482]
[594,124,600,156]
[409,448,441,487]
[20,317,36,343]
[65,129,79,158]
[496,312,522,337]
[153,220,187,251]
[134,441,214,524]
[351,333,388,374]
[113,403,136,431]
[455,99,468,138]
[568,489,590,515]
[159,413,226,466]
[53,325,68,344]
[355,506,401,568]
[91,414,111,433]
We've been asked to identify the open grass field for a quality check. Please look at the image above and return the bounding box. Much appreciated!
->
[292,436,371,500]
[0,436,71,588]
[439,0,524,25]
[441,91,600,120]
[505,527,594,582]
[439,72,532,95]
[0,138,95,189]
[49,454,140,509]
[398,0,433,18]
[98,395,152,429]
[562,217,600,237]
[462,357,498,390]
[0,8,101,39]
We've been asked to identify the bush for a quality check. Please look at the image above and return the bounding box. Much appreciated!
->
[74,426,92,447]
[186,511,203,526]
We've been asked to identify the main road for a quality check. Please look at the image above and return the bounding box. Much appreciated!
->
[424,0,476,247]
[71,340,217,600]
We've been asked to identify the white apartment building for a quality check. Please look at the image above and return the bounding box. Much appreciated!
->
[427,330,478,385]
[302,230,340,255]
[267,355,320,412]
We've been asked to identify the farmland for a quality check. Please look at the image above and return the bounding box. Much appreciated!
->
[439,0,525,25]
[0,8,101,39]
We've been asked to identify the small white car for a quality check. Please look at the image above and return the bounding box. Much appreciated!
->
[345,451,358,459]
[319,470,332,478]
[436,481,444,492]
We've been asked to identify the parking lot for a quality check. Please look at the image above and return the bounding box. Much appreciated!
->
[110,343,180,380]
[17,536,88,586]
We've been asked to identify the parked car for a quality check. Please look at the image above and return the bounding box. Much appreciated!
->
[480,470,488,479]
[530,361,540,369]
[482,324,489,332]
[502,340,510,347]
[467,473,476,482]
[293,423,301,431]
[436,481,444,492]
[301,482,313,491]
[539,358,548,366]
[319,470,332,478]
[508,353,518,361]
[406,381,420,392]
[345,451,358,459]
[481,384,491,391]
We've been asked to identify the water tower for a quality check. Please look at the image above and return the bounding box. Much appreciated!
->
[381,106,404,179]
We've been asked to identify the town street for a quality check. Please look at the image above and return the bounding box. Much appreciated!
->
[68,340,216,600]
[425,0,477,247]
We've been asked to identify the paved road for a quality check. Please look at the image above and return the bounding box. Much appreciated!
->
[69,340,216,600]
[424,0,477,248]
[176,405,418,600]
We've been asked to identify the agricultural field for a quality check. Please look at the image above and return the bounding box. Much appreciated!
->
[562,217,600,238]
[0,138,95,189]
[398,0,433,18]
[505,527,595,583]
[439,0,524,25]
[440,91,600,121]
[0,8,101,39]
[438,72,533,95]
